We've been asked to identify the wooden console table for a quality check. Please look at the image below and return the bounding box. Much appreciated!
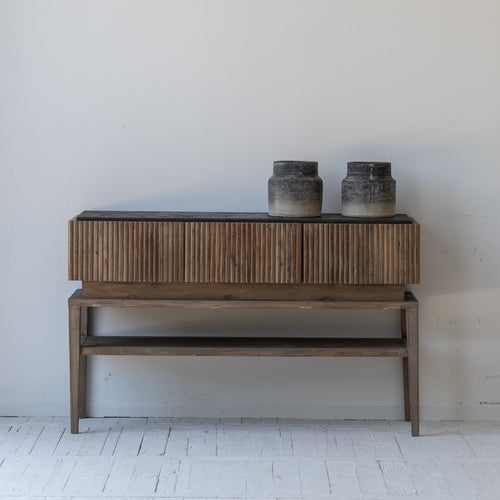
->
[68,212,420,435]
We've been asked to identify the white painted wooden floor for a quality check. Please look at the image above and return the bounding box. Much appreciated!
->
[1,417,500,499]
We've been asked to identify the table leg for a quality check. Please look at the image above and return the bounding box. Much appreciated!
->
[401,308,410,421]
[406,301,419,436]
[79,307,88,419]
[69,302,81,434]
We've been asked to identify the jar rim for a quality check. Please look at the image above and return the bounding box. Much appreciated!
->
[348,162,391,167]
[274,160,318,166]
[347,162,392,175]
[273,161,319,176]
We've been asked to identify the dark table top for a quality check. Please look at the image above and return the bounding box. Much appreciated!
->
[75,211,415,224]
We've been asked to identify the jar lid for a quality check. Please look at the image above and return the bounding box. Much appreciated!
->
[273,161,318,176]
[347,162,391,176]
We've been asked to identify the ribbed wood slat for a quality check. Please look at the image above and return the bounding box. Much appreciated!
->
[183,222,302,283]
[68,221,185,282]
[303,223,420,284]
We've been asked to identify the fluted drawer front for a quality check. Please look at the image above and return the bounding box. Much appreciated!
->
[184,222,302,283]
[69,221,302,284]
[303,223,420,284]
[68,221,185,282]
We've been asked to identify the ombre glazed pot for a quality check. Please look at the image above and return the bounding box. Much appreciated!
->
[341,162,396,217]
[268,161,323,217]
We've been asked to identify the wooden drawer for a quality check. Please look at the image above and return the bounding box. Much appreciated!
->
[303,223,420,284]
[68,220,302,284]
[68,221,185,282]
[184,222,302,283]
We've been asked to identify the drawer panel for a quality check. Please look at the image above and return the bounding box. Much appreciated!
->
[68,221,185,282]
[69,220,302,284]
[303,223,420,284]
[184,222,302,283]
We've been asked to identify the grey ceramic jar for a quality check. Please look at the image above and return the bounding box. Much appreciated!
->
[268,161,323,217]
[341,162,396,217]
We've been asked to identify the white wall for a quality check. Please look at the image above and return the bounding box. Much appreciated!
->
[1,0,499,420]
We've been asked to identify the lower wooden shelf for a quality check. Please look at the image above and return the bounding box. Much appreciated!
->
[81,336,408,357]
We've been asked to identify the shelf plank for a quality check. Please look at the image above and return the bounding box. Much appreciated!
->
[81,282,406,301]
[81,336,408,357]
[70,289,418,310]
